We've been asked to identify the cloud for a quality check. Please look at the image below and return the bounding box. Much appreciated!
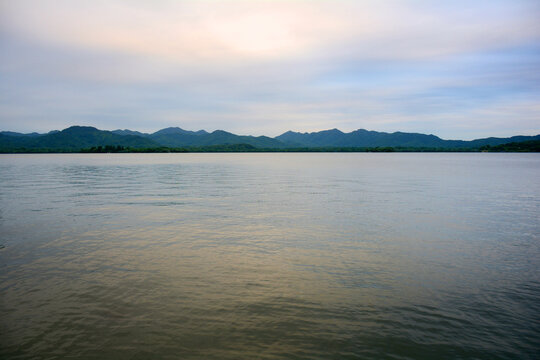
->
[1,0,346,64]
[1,0,539,137]
[4,0,539,65]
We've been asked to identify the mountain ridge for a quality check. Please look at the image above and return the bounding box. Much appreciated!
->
[276,129,540,148]
[1,125,539,151]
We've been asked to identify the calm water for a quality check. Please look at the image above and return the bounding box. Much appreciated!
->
[0,153,539,359]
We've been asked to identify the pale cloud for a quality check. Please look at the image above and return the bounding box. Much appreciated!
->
[1,0,347,63]
[1,0,539,137]
[3,0,539,66]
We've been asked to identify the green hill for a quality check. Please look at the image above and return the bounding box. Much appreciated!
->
[144,129,285,148]
[276,129,540,148]
[1,125,539,152]
[0,126,159,152]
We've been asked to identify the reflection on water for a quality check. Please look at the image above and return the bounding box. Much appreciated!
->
[1,153,539,359]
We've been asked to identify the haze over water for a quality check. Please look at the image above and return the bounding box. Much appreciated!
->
[1,153,539,359]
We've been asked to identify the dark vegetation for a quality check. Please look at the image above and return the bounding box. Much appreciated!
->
[1,126,539,153]
[479,140,540,152]
[79,145,398,153]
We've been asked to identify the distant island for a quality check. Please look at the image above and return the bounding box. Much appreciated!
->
[1,126,539,153]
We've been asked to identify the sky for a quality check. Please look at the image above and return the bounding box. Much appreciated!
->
[1,0,539,139]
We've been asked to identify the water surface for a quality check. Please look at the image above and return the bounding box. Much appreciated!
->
[1,153,539,359]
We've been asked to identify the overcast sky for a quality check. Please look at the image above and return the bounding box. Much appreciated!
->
[1,0,539,139]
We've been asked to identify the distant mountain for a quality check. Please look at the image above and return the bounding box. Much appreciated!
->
[0,125,286,151]
[1,130,59,137]
[1,131,43,137]
[151,127,208,136]
[1,125,538,152]
[111,129,148,137]
[276,129,540,148]
[148,127,211,146]
[466,135,540,148]
[112,127,210,138]
[149,129,284,148]
[276,129,451,147]
[0,126,159,151]
[198,130,283,148]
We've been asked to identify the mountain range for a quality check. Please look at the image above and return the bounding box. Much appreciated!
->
[1,125,539,151]
[275,129,540,148]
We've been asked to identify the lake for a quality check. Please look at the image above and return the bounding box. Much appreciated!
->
[0,153,539,359]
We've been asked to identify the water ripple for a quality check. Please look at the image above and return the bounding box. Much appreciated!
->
[1,153,539,359]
